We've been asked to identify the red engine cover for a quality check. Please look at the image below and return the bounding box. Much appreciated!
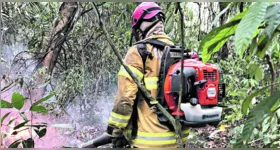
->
[164,59,220,116]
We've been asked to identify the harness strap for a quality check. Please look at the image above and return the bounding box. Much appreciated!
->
[131,39,171,139]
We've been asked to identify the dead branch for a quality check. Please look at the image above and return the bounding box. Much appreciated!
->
[265,52,276,95]
[175,2,185,148]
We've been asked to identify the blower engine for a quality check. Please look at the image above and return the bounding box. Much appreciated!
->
[156,46,226,127]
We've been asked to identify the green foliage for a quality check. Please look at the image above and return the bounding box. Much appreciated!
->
[14,120,29,130]
[30,105,48,114]
[219,57,251,124]
[248,63,263,81]
[200,21,238,62]
[34,127,47,139]
[242,85,270,115]
[20,112,28,121]
[235,2,269,57]
[201,3,280,63]
[1,112,11,124]
[33,93,55,106]
[0,90,52,148]
[8,139,22,148]
[235,91,280,147]
[263,4,280,39]
[29,93,55,114]
[11,92,25,110]
[1,99,13,108]
[200,9,248,62]
[8,118,16,125]
[22,138,35,148]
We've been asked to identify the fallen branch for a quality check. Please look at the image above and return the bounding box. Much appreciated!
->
[92,2,183,148]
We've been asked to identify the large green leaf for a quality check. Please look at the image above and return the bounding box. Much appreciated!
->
[200,9,249,62]
[264,4,280,38]
[201,21,239,62]
[1,112,11,124]
[30,105,48,114]
[235,2,269,57]
[242,85,270,115]
[32,93,55,107]
[235,90,280,147]
[11,92,25,110]
[0,99,13,108]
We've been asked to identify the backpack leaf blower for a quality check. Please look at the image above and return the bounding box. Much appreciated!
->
[154,44,226,128]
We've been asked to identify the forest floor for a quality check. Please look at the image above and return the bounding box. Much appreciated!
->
[71,123,230,148]
[64,115,233,148]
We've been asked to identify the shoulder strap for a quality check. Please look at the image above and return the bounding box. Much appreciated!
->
[145,38,171,50]
[135,38,171,108]
[136,38,171,65]
[131,39,172,139]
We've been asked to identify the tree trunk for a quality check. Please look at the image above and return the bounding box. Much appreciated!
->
[34,2,79,98]
[39,2,78,75]
[239,2,244,12]
[218,2,229,60]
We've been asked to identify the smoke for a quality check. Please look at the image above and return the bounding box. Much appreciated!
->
[1,43,116,148]
[58,86,116,147]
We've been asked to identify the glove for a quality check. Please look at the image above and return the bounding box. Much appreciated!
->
[111,135,129,148]
[107,127,129,148]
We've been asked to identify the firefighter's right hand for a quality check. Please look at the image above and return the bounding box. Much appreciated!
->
[111,136,129,148]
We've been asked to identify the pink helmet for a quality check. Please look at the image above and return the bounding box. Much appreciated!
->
[131,2,164,29]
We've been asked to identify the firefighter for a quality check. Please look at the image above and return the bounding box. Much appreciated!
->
[106,2,190,148]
